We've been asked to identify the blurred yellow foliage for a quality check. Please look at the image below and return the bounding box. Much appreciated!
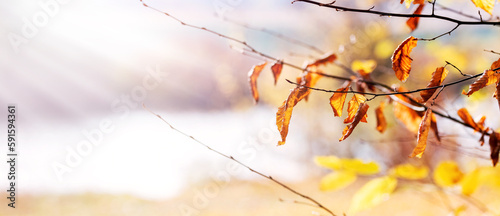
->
[319,171,357,191]
[349,176,398,214]
[433,161,464,187]
[351,60,377,75]
[461,166,500,195]
[315,156,380,175]
[374,39,395,59]
[390,163,429,180]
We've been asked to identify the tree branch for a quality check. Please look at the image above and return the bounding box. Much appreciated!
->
[143,104,337,216]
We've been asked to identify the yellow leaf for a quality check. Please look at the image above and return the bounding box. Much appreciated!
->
[330,81,351,117]
[433,161,464,187]
[471,0,495,15]
[315,156,380,175]
[314,156,343,170]
[320,171,357,191]
[351,60,377,76]
[461,166,500,195]
[350,176,398,214]
[341,158,380,175]
[390,164,429,180]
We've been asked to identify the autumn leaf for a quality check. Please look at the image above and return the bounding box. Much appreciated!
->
[349,176,398,214]
[462,69,500,96]
[351,60,377,76]
[298,67,323,101]
[433,161,464,187]
[489,130,500,166]
[457,108,482,132]
[470,0,495,15]
[389,163,429,180]
[406,4,425,32]
[276,86,309,145]
[340,158,380,175]
[401,0,425,8]
[320,171,357,191]
[420,67,449,102]
[375,102,387,133]
[271,60,283,85]
[410,108,432,158]
[248,62,267,103]
[330,81,351,117]
[344,94,368,124]
[491,57,500,70]
[392,36,418,82]
[314,156,343,170]
[479,128,490,146]
[306,52,337,68]
[340,103,369,141]
[461,166,500,195]
[495,82,500,110]
[393,87,423,133]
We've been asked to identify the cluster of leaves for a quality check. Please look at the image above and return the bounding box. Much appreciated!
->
[315,156,500,214]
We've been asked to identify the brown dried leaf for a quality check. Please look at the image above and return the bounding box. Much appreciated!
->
[340,103,370,141]
[495,82,500,111]
[479,128,490,146]
[392,36,418,82]
[471,0,495,15]
[393,87,423,133]
[271,60,283,85]
[491,58,500,70]
[431,113,440,142]
[410,108,432,158]
[306,52,337,68]
[276,86,310,146]
[406,4,425,32]
[489,130,500,166]
[330,81,351,117]
[420,67,448,102]
[457,108,481,132]
[248,62,267,103]
[375,102,387,133]
[298,67,323,101]
[344,94,368,124]
[463,70,499,96]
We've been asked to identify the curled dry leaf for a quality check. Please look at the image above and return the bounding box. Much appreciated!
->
[433,161,464,187]
[392,36,418,82]
[410,108,432,158]
[420,67,449,102]
[344,94,368,124]
[489,130,500,166]
[271,60,283,85]
[330,81,351,117]
[306,52,337,68]
[457,108,482,132]
[248,62,268,103]
[298,67,323,101]
[495,82,500,110]
[375,102,387,133]
[276,86,310,145]
[393,87,422,133]
[462,69,499,96]
[431,113,441,142]
[471,0,495,15]
[406,4,425,32]
[340,103,369,141]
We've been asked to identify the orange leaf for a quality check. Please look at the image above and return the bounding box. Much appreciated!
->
[393,87,423,133]
[375,102,387,133]
[248,62,267,103]
[306,52,337,68]
[479,128,490,146]
[471,0,494,15]
[489,130,500,166]
[491,58,500,70]
[276,86,310,145]
[406,4,425,32]
[463,70,500,96]
[298,67,323,101]
[392,36,418,82]
[457,108,482,132]
[431,113,440,142]
[340,103,370,141]
[344,94,368,124]
[420,67,449,102]
[330,81,351,117]
[271,60,283,85]
[410,108,432,158]
[496,82,500,110]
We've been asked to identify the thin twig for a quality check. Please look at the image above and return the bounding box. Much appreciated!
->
[484,49,500,55]
[417,24,460,41]
[143,104,337,216]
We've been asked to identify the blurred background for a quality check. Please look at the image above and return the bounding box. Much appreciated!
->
[1,0,500,215]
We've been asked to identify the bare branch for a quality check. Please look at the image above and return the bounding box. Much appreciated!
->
[416,24,460,41]
[143,104,337,216]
